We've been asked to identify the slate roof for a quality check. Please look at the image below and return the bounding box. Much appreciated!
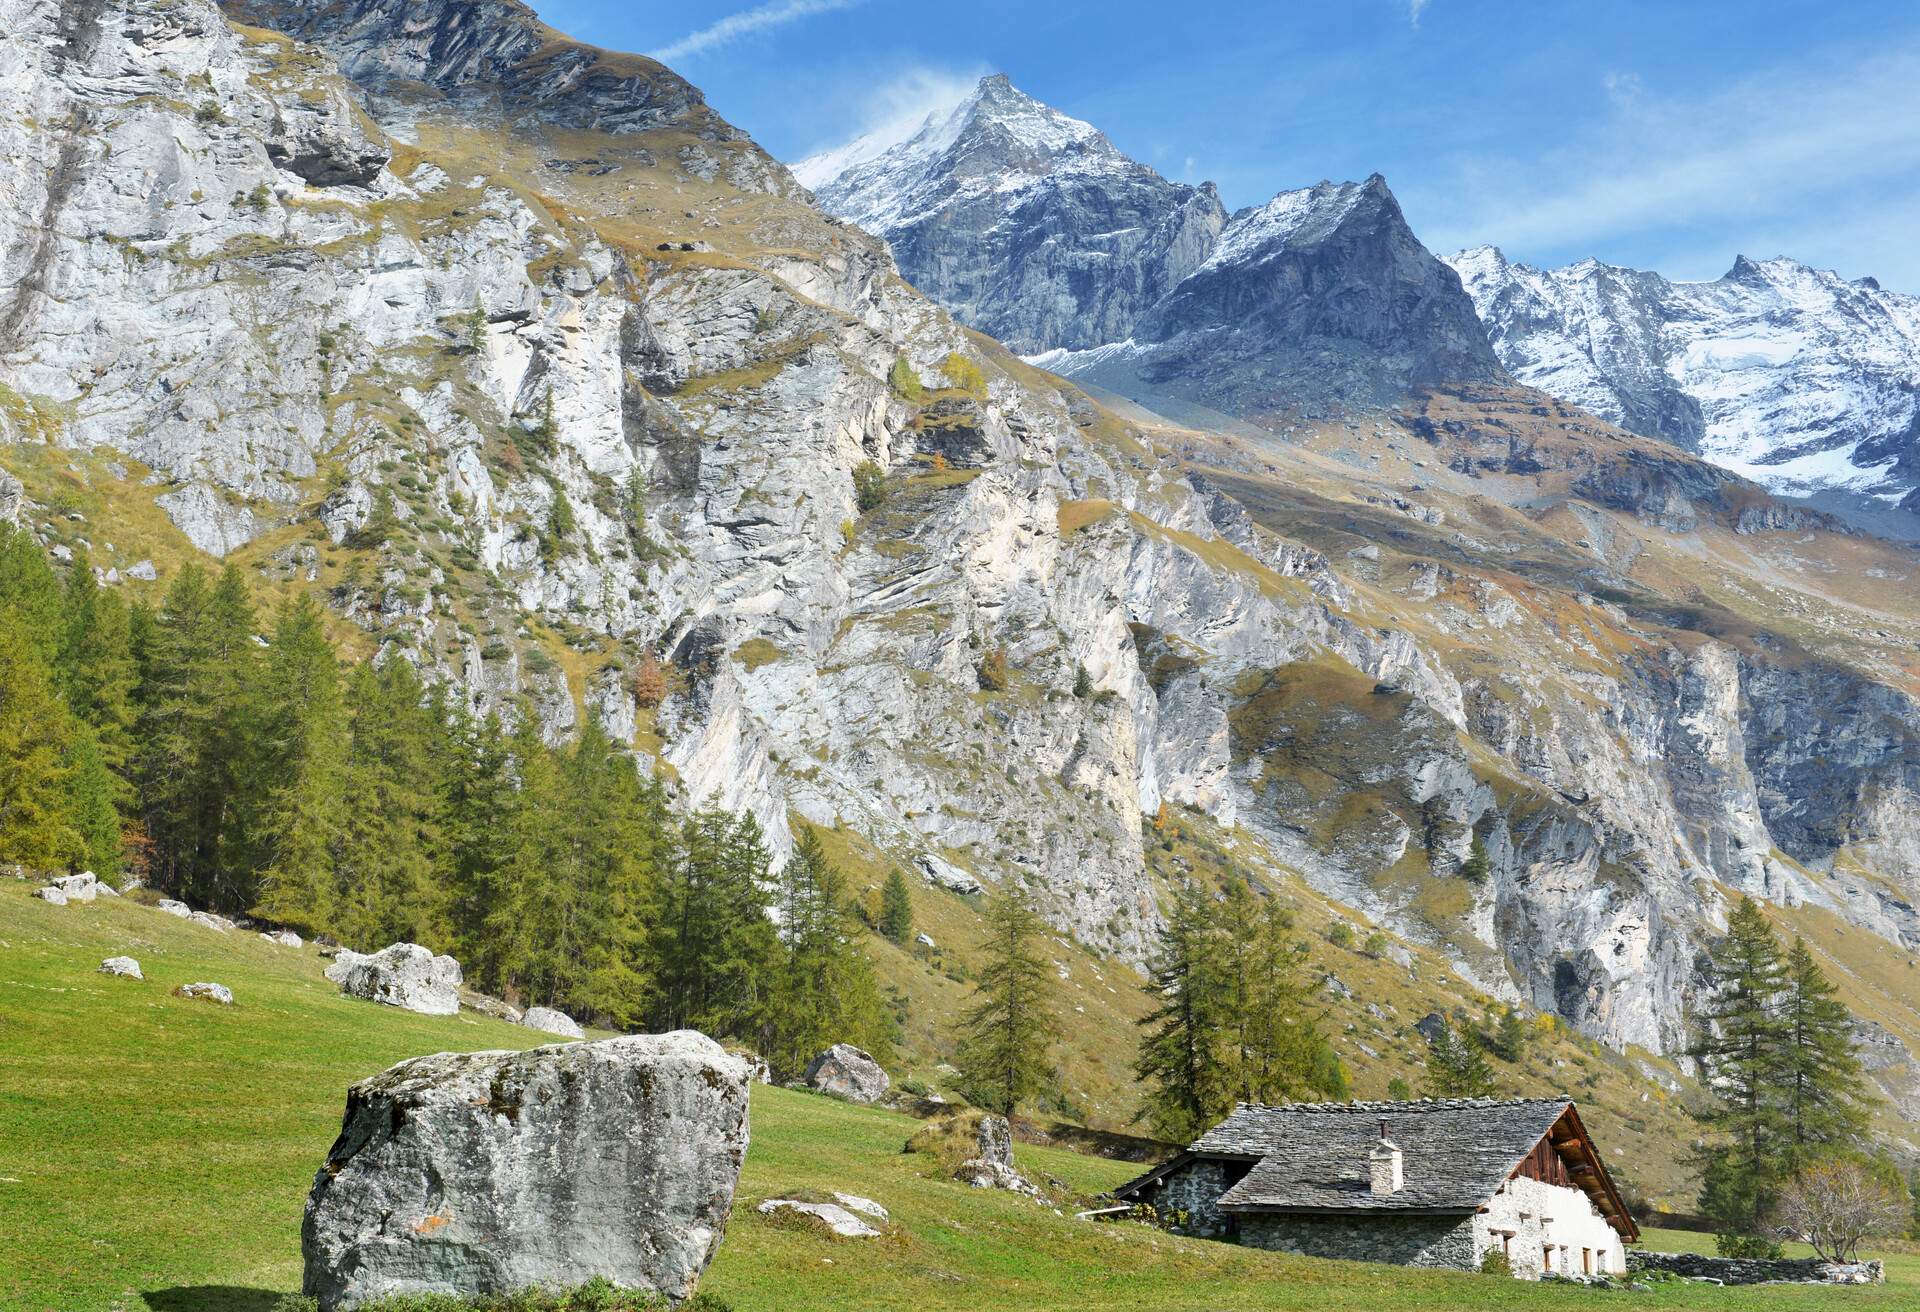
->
[1210,1097,1571,1213]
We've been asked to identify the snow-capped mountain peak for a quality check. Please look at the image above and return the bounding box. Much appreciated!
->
[797,73,1136,233]
[1448,246,1920,513]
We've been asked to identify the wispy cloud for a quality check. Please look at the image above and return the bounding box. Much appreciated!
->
[1408,0,1429,26]
[789,64,987,188]
[1412,50,1920,287]
[650,0,866,65]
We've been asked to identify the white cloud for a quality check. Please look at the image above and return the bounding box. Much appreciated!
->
[1413,50,1920,288]
[789,65,986,189]
[649,0,866,65]
[1409,0,1429,26]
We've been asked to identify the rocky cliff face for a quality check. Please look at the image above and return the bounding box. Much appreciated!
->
[799,75,1226,355]
[5,0,1920,1077]
[1447,246,1920,515]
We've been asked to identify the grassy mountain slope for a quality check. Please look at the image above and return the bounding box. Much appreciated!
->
[1,883,1913,1311]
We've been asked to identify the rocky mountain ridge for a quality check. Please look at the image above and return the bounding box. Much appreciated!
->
[3,0,1920,1132]
[800,75,1226,356]
[803,80,1502,418]
[1447,245,1920,524]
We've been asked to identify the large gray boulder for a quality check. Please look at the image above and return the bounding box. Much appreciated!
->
[302,1032,750,1309]
[803,1043,889,1104]
[521,1006,584,1039]
[325,943,462,1016]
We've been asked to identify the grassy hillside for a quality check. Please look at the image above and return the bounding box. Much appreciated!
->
[3,883,1913,1312]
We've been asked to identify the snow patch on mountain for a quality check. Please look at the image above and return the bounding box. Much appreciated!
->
[1449,246,1920,505]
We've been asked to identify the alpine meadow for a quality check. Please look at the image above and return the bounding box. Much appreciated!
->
[4,0,1920,1309]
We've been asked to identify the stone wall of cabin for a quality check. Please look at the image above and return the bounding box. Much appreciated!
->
[1237,1212,1478,1268]
[1148,1158,1234,1238]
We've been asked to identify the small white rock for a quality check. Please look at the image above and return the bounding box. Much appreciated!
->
[260,929,302,948]
[915,932,936,949]
[34,886,68,906]
[175,981,233,1005]
[831,1193,889,1221]
[100,956,143,979]
[156,899,193,918]
[756,1199,881,1238]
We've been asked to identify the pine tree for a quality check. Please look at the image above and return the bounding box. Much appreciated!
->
[333,660,443,949]
[0,612,80,869]
[957,885,1055,1116]
[1135,879,1232,1140]
[249,595,348,931]
[67,726,123,877]
[1775,937,1873,1173]
[644,810,777,1041]
[1423,1014,1496,1097]
[1692,896,1791,1233]
[764,828,890,1077]
[878,867,914,945]
[1459,835,1492,883]
[0,524,64,664]
[1223,880,1327,1104]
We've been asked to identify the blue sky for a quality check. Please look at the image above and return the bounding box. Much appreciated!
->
[534,0,1920,290]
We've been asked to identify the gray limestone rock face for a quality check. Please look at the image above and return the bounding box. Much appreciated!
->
[100,956,143,979]
[0,468,21,524]
[803,1043,888,1104]
[176,981,234,1004]
[301,1032,750,1309]
[325,943,462,1015]
[520,1005,584,1038]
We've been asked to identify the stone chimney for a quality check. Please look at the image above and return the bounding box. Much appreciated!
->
[1369,1118,1403,1196]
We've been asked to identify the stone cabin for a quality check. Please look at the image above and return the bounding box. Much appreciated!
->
[1112,1097,1638,1278]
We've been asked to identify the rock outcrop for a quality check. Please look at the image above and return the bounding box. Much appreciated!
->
[325,943,462,1016]
[954,1114,1038,1195]
[176,982,233,1004]
[803,1044,889,1104]
[301,1032,750,1309]
[521,1006,584,1039]
[755,1198,882,1238]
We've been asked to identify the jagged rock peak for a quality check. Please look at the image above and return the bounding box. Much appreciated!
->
[1446,244,1920,511]
[1201,174,1399,272]
[220,0,743,139]
[799,72,1226,353]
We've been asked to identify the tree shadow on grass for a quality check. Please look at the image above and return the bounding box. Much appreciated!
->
[143,1287,287,1312]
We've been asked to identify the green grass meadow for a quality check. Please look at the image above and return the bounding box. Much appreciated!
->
[2,883,1913,1312]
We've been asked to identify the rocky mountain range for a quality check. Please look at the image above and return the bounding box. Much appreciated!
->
[804,77,1503,419]
[1447,246,1920,527]
[4,0,1920,1151]
[799,74,1226,357]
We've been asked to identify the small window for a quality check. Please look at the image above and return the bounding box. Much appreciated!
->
[1542,1246,1553,1272]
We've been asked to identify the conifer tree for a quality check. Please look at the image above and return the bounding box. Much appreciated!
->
[765,828,889,1076]
[1775,937,1873,1174]
[644,810,777,1041]
[1693,896,1791,1233]
[249,594,348,931]
[1423,1013,1496,1097]
[0,613,80,868]
[1222,880,1328,1104]
[878,867,914,944]
[67,726,123,876]
[958,885,1055,1116]
[1135,878,1232,1140]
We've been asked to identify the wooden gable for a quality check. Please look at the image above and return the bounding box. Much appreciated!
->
[1509,1104,1639,1241]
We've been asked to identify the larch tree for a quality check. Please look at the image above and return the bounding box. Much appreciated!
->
[958,885,1055,1116]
